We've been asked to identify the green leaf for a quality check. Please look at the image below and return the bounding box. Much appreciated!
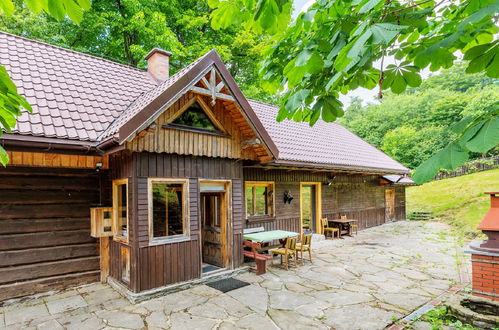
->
[0,145,8,166]
[63,0,84,24]
[450,117,473,134]
[0,66,17,93]
[413,142,469,183]
[466,117,499,153]
[48,0,66,21]
[404,70,421,87]
[0,0,14,15]
[369,23,406,45]
[358,0,383,13]
[295,50,312,66]
[304,52,324,74]
[25,0,46,13]
[412,152,441,184]
[285,89,310,112]
[440,142,469,170]
[76,0,91,10]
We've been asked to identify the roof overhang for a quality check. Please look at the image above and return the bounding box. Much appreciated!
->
[117,50,279,160]
[248,159,410,175]
[0,133,119,155]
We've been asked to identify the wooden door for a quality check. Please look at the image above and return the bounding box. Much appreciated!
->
[385,189,395,221]
[200,192,227,268]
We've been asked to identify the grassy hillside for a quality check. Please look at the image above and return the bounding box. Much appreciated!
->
[407,169,499,238]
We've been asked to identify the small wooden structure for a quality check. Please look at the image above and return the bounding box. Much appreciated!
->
[0,34,411,301]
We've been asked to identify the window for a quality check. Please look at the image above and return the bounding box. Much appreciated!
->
[201,193,222,228]
[112,179,128,241]
[245,182,274,217]
[149,179,189,241]
[170,102,220,133]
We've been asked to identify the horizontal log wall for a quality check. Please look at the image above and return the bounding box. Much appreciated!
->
[126,92,261,160]
[243,168,406,232]
[0,167,103,302]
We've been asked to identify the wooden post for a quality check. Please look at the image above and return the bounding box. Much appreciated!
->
[100,237,110,283]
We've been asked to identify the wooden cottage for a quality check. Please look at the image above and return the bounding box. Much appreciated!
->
[0,32,412,302]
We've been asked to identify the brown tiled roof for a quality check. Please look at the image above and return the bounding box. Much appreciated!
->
[0,31,156,141]
[1,31,408,173]
[249,100,409,173]
[100,52,210,140]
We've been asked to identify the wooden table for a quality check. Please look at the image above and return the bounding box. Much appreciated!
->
[328,219,357,238]
[243,230,298,274]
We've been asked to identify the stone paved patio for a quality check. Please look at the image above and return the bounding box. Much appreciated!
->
[0,221,467,330]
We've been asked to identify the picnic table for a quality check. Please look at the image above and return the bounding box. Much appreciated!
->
[243,230,298,274]
[328,219,357,238]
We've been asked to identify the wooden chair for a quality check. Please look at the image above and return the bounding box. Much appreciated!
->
[271,236,298,270]
[341,215,357,235]
[351,224,358,235]
[296,234,312,265]
[321,218,339,239]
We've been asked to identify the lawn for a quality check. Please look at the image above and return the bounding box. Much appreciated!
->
[407,169,499,239]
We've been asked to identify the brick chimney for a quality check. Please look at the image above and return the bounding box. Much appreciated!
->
[466,192,499,301]
[144,48,172,82]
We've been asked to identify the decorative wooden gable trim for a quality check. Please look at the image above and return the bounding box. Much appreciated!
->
[163,94,228,136]
[190,68,235,104]
[126,92,261,160]
[117,50,278,161]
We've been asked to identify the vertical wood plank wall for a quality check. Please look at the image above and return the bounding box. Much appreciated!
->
[126,92,260,160]
[109,151,244,292]
[243,168,406,232]
[0,167,103,301]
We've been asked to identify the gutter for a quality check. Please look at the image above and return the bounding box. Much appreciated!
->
[253,159,410,175]
[0,134,120,155]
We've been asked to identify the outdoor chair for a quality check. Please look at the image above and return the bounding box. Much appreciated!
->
[271,236,298,270]
[321,218,339,239]
[351,224,358,235]
[296,234,313,265]
[341,214,358,235]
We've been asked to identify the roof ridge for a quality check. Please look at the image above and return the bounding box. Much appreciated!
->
[0,30,146,73]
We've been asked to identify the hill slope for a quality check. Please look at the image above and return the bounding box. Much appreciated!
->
[407,169,499,238]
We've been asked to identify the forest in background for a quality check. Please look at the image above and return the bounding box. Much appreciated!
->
[340,64,498,170]
[0,0,274,102]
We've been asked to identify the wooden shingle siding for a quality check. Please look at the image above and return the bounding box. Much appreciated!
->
[0,167,101,301]
[126,93,260,160]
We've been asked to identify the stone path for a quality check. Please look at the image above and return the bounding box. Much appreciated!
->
[0,221,467,330]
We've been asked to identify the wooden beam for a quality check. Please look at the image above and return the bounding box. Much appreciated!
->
[190,86,235,102]
[6,151,109,169]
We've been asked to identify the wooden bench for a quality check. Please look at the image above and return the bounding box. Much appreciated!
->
[242,240,272,275]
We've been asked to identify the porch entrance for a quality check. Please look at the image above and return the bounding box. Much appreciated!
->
[200,181,230,271]
[300,182,322,234]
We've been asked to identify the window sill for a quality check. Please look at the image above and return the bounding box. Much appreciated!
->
[148,236,191,246]
[246,215,275,223]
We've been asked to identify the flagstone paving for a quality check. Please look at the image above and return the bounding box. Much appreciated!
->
[0,221,467,330]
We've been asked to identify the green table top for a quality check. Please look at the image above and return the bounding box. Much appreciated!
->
[243,230,299,243]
